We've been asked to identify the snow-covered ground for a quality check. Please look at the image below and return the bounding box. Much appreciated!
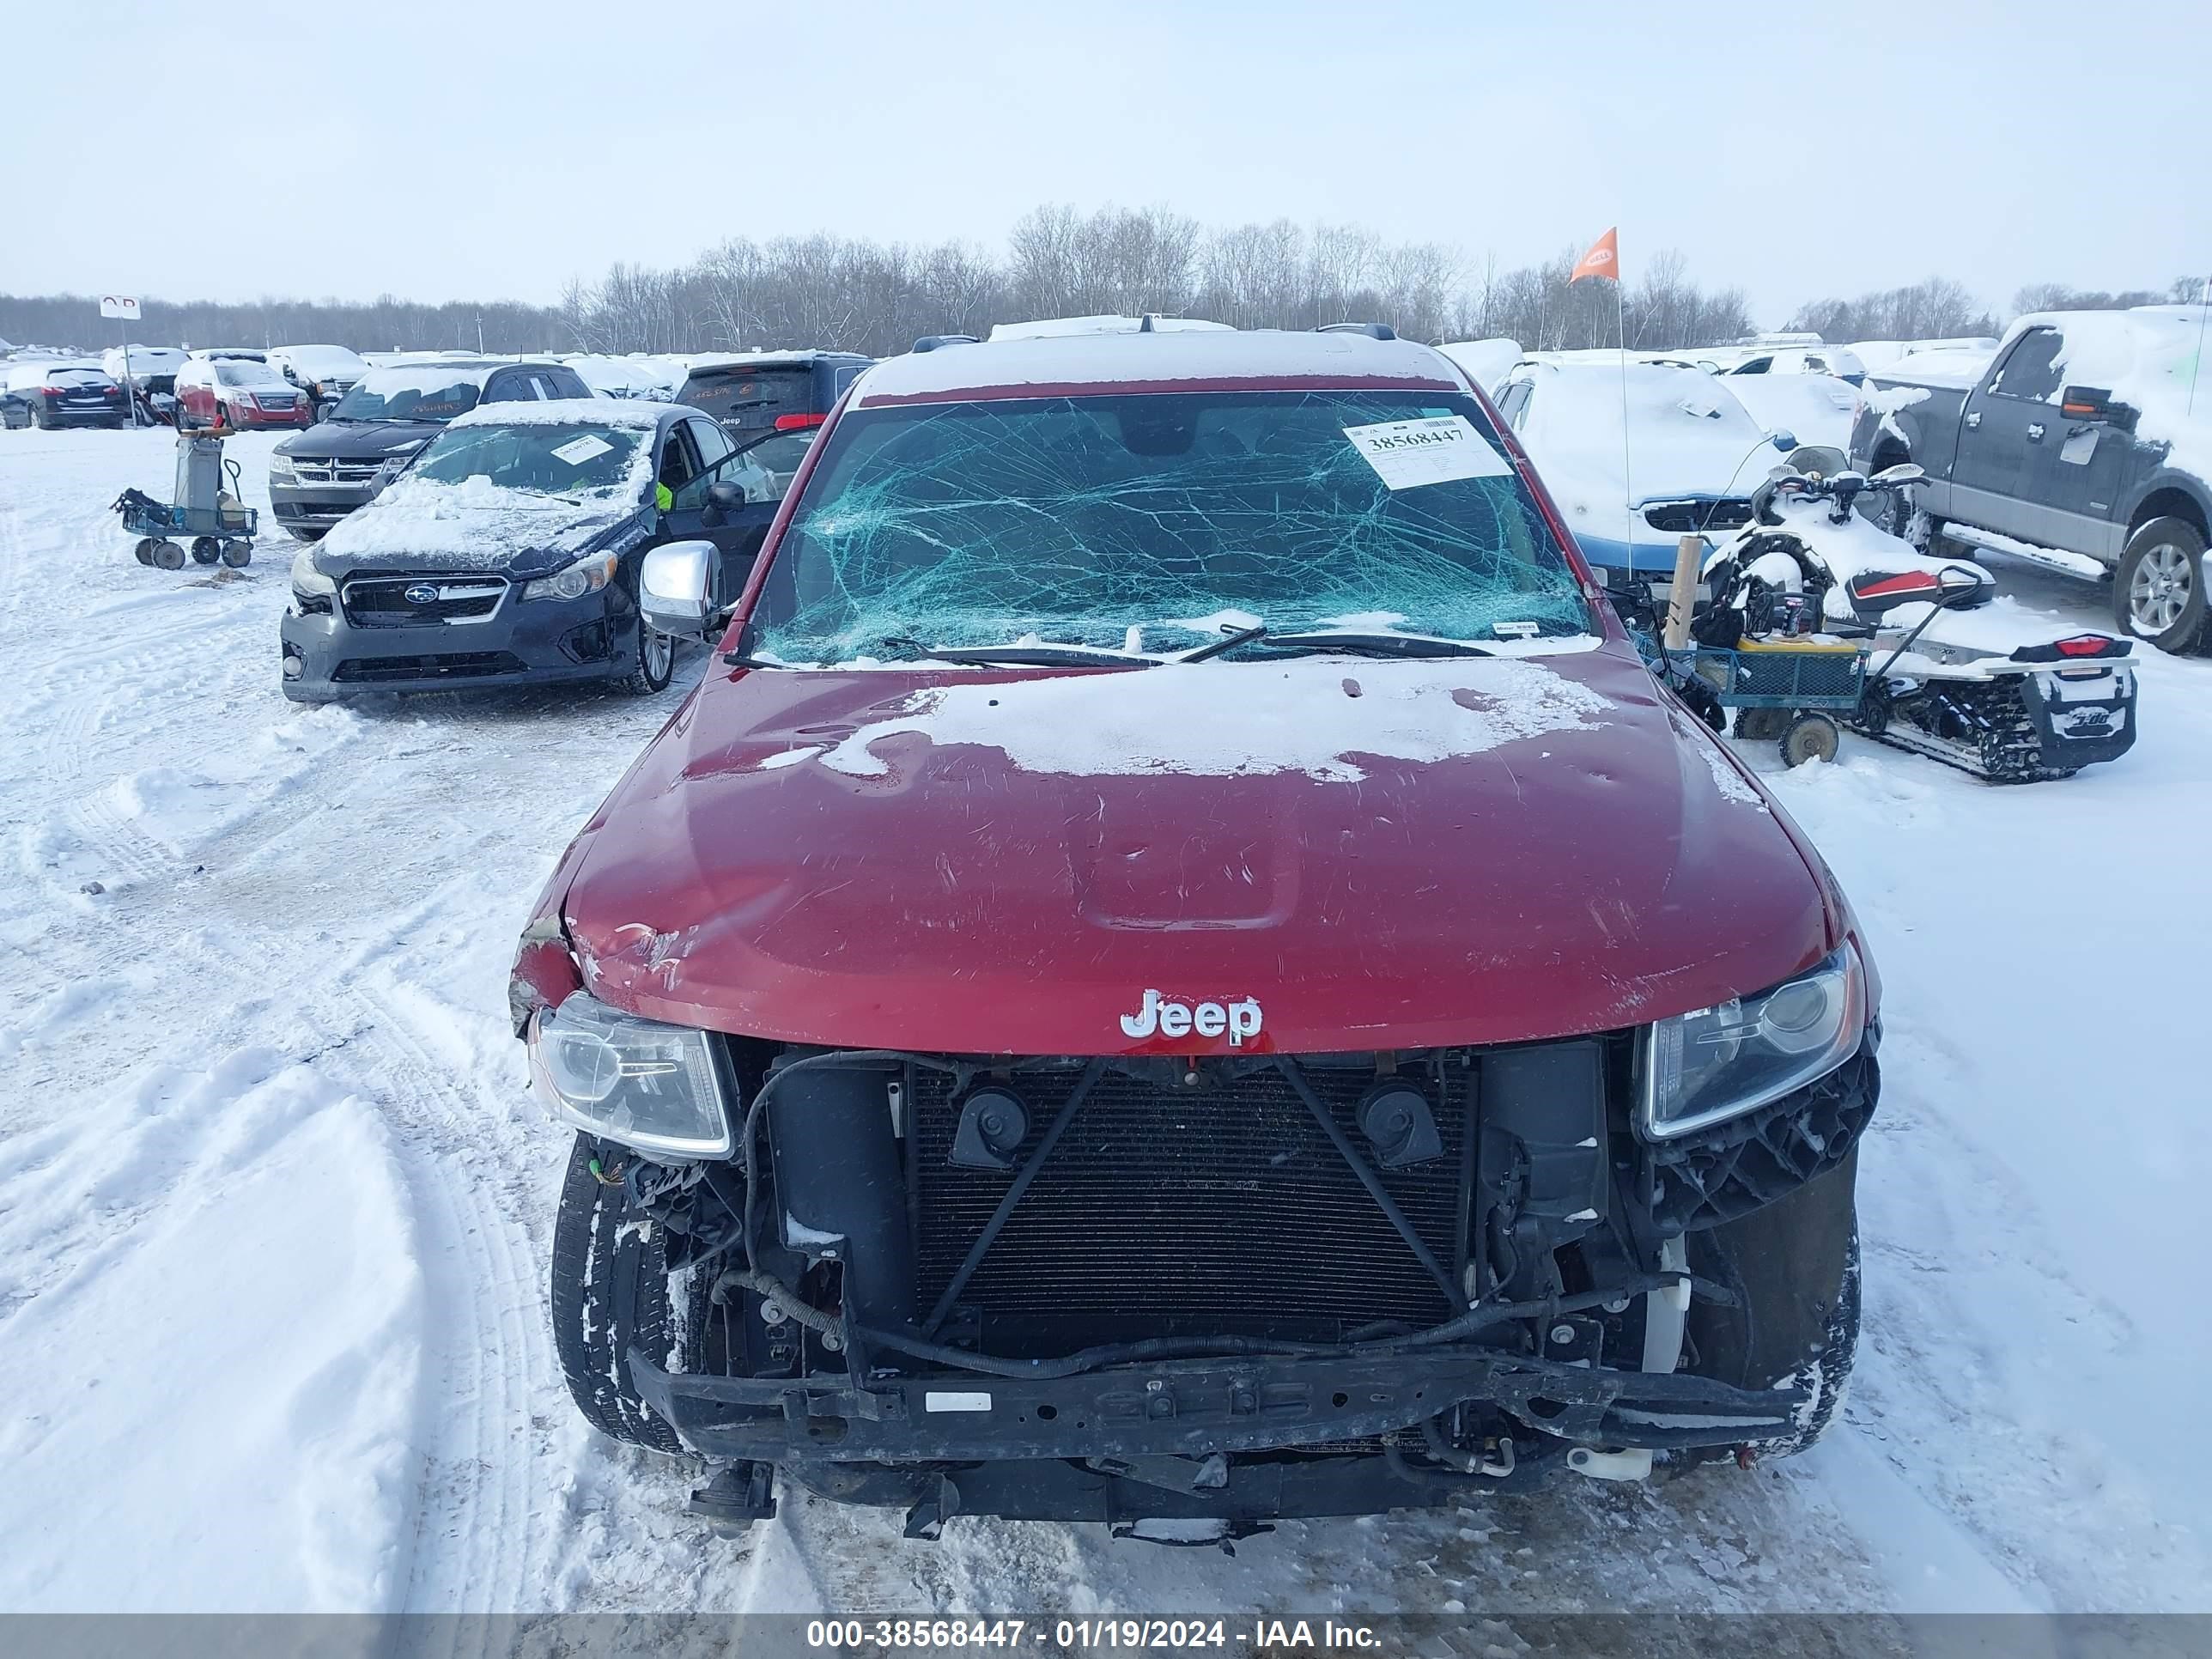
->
[1,428,2207,1616]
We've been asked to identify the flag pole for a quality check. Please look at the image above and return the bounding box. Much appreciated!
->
[1617,269,1632,598]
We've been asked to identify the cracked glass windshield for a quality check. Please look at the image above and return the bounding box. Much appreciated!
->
[748,389,1590,663]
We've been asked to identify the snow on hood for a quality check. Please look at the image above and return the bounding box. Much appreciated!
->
[1512,362,1781,548]
[2027,307,2212,484]
[1723,372,1863,453]
[318,475,640,570]
[769,657,1614,783]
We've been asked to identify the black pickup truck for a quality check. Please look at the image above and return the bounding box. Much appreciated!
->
[1849,308,2212,653]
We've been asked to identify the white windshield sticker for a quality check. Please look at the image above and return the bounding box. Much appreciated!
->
[1341,416,1514,490]
[550,434,614,466]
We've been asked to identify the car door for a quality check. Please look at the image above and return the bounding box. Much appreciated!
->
[658,416,770,611]
[1951,327,2062,540]
[2026,374,2136,561]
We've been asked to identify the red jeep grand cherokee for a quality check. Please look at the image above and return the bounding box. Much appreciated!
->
[510,324,1880,1533]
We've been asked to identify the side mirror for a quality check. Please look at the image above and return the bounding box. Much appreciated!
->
[1768,428,1797,451]
[639,539,718,636]
[1872,461,1925,484]
[706,481,744,510]
[2059,386,2136,429]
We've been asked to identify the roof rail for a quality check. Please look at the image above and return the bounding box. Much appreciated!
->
[1316,322,1397,341]
[912,335,980,354]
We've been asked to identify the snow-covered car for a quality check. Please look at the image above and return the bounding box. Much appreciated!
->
[1722,369,1863,454]
[510,325,1880,1529]
[265,343,370,416]
[267,359,589,541]
[173,356,311,430]
[1494,358,1795,580]
[281,399,759,701]
[1,361,128,428]
[101,344,188,396]
[1726,344,1867,386]
[565,354,685,400]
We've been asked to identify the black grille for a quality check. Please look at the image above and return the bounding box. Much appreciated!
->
[1644,498,1753,533]
[332,651,525,683]
[910,1062,1468,1355]
[342,574,507,626]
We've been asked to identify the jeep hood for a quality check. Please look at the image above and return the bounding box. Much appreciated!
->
[558,647,1834,1054]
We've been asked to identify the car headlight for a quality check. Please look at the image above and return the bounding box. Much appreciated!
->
[289,547,336,600]
[267,452,297,481]
[1640,942,1865,1139]
[527,990,732,1158]
[521,550,618,603]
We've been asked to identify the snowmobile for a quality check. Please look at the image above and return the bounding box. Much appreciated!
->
[1697,449,2137,782]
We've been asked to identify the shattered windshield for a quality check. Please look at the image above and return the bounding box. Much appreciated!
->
[408,423,647,496]
[748,389,1590,663]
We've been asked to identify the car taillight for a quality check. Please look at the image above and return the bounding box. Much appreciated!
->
[773,413,826,430]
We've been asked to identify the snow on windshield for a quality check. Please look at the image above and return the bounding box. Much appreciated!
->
[410,422,649,495]
[749,389,1588,664]
[333,366,495,422]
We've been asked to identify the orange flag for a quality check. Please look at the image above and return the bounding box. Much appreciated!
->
[1570,228,1620,283]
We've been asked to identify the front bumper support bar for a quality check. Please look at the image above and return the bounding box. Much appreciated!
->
[630,1344,1808,1465]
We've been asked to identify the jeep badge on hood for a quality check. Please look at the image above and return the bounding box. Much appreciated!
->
[1118,988,1265,1046]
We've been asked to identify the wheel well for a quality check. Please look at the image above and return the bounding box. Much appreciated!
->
[1869,437,1909,471]
[2130,488,2209,543]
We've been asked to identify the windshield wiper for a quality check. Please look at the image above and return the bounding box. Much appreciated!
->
[879,636,1158,669]
[1256,630,1494,659]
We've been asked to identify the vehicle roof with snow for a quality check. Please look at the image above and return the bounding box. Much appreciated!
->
[447,397,680,431]
[986,313,1234,343]
[851,328,1467,407]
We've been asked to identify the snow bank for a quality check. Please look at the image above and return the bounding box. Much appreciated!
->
[807,656,1613,782]
[0,1054,425,1610]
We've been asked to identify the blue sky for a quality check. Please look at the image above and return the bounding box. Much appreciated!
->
[3,0,2200,323]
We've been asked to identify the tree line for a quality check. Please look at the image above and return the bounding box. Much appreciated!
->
[3,204,2201,359]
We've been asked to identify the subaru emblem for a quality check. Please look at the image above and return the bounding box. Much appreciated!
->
[403,582,439,606]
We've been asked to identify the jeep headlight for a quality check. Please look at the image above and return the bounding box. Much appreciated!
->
[528,989,732,1159]
[1640,942,1864,1139]
[289,546,335,601]
[521,550,618,603]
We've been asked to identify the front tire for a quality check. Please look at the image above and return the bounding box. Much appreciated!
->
[2112,517,2208,654]
[617,613,675,695]
[550,1134,702,1455]
[1681,1149,1861,1460]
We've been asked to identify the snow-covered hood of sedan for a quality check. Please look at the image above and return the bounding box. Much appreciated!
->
[317,475,647,574]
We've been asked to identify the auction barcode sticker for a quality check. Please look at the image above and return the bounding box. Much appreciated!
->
[1342,415,1513,490]
[550,434,614,466]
